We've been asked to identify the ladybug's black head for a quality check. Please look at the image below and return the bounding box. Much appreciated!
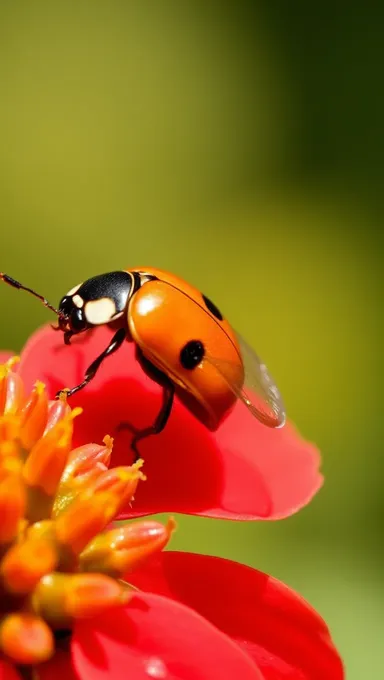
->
[58,271,134,342]
[58,293,88,337]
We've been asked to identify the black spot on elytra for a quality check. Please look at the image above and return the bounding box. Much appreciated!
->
[180,340,205,369]
[202,294,223,321]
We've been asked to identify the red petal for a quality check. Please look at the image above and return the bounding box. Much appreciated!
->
[35,648,80,680]
[18,324,322,520]
[129,552,344,680]
[0,660,22,680]
[72,593,263,680]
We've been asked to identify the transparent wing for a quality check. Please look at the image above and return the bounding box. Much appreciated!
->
[207,331,286,428]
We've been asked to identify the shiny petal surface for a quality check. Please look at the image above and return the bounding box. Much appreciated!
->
[18,324,322,520]
[129,552,344,680]
[72,593,263,680]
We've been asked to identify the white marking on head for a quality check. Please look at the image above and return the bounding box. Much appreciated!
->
[72,294,84,308]
[84,298,117,325]
[139,273,154,286]
[66,283,82,296]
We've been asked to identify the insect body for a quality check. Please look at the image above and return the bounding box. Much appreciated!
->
[1,268,285,457]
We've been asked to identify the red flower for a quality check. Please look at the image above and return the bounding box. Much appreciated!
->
[16,324,323,521]
[0,353,343,680]
[0,554,344,680]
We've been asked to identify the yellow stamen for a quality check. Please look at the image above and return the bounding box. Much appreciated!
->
[58,389,70,402]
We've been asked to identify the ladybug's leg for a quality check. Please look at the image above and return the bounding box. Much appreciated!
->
[130,379,175,461]
[56,327,127,399]
[117,352,175,461]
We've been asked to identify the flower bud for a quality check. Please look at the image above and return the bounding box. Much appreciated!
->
[54,493,118,558]
[80,518,176,577]
[33,572,131,626]
[23,408,82,521]
[53,436,113,516]
[0,358,24,417]
[19,381,49,450]
[0,613,54,665]
[66,435,114,478]
[90,462,145,512]
[44,396,71,434]
[1,538,57,594]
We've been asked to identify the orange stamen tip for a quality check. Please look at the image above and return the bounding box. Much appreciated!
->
[102,434,114,450]
[0,613,54,665]
[92,465,144,494]
[131,458,146,481]
[6,356,20,369]
[0,359,21,393]
[0,357,20,380]
[58,389,69,402]
[70,406,83,420]
[33,380,46,395]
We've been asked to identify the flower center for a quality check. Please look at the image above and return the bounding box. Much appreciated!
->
[0,358,174,672]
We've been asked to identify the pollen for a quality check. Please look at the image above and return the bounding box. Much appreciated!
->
[0,359,174,671]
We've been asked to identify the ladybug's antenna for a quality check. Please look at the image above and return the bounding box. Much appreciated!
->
[0,272,60,316]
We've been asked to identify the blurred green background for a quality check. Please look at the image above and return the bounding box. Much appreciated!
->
[0,2,382,676]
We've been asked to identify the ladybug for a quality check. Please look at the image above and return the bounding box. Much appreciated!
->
[1,268,285,457]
